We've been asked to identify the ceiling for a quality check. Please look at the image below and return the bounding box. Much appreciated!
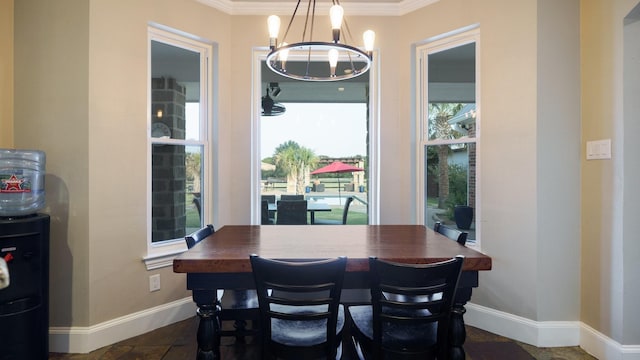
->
[195,0,440,16]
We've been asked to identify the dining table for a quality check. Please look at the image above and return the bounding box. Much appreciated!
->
[173,224,492,360]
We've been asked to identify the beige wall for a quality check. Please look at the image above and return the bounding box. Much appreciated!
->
[0,0,13,148]
[8,0,640,349]
[580,0,640,345]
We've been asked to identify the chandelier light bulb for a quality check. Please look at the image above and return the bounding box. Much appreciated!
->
[329,5,344,43]
[268,15,281,49]
[265,0,373,81]
[279,42,289,71]
[363,30,375,57]
[328,48,339,77]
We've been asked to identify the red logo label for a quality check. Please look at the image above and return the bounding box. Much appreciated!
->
[0,174,31,193]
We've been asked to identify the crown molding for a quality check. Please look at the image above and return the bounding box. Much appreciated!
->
[196,0,438,16]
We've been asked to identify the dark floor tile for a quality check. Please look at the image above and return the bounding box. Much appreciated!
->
[518,342,598,360]
[465,341,534,360]
[48,317,597,360]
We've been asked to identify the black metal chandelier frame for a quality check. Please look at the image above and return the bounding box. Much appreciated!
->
[266,0,373,82]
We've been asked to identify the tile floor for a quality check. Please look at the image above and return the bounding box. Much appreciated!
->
[49,316,597,359]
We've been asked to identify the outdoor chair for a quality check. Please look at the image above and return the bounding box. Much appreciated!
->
[276,200,308,225]
[192,196,202,219]
[315,196,354,225]
[250,255,347,360]
[434,221,468,246]
[261,200,274,225]
[280,194,305,201]
[347,256,465,360]
[261,195,276,222]
[185,225,260,341]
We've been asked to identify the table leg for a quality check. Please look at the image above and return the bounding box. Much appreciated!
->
[449,286,472,360]
[194,290,222,360]
[310,211,315,224]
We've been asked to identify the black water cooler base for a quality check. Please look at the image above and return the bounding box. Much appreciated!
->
[0,214,50,360]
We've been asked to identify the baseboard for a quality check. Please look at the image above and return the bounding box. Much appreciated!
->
[580,322,640,360]
[466,302,640,360]
[49,297,196,354]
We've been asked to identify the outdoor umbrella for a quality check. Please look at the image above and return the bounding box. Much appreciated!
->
[310,161,364,203]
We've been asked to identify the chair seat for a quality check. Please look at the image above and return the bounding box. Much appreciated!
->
[271,304,345,346]
[349,305,438,349]
[220,289,259,310]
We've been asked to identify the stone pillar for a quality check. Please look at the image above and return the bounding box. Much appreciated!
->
[151,77,187,241]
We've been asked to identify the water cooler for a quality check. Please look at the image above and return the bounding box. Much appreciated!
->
[0,149,49,359]
[0,214,50,360]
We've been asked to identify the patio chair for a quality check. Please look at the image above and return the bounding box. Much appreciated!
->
[276,200,308,225]
[315,196,354,225]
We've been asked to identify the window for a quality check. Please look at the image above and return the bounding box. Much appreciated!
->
[145,27,212,269]
[254,55,380,225]
[416,29,479,244]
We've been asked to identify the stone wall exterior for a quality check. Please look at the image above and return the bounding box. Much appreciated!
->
[151,77,186,241]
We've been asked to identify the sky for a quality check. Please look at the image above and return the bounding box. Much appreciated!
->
[260,102,367,160]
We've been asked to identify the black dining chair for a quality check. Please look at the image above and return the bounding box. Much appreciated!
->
[315,196,354,225]
[250,255,347,360]
[185,225,260,341]
[434,221,468,245]
[347,256,465,360]
[276,200,308,225]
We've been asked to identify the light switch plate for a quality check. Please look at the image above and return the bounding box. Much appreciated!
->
[586,139,611,160]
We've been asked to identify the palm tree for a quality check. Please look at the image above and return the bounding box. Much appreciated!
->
[428,103,463,209]
[185,152,201,193]
[274,141,318,194]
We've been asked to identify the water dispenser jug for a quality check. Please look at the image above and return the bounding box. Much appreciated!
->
[0,149,46,217]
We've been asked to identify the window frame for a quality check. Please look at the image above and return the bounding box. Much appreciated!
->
[144,26,213,270]
[415,27,481,246]
[251,48,380,225]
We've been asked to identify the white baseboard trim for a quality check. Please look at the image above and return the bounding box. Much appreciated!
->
[466,302,640,360]
[580,323,640,360]
[49,297,196,354]
[465,302,580,347]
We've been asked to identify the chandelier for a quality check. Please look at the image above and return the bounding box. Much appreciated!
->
[267,0,375,82]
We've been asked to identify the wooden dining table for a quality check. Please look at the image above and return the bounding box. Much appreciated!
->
[173,225,492,360]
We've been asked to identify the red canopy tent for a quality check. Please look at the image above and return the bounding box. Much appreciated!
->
[310,161,364,202]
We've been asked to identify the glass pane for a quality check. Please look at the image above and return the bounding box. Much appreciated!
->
[424,143,476,241]
[427,103,476,141]
[260,102,369,225]
[259,60,371,224]
[427,42,476,141]
[151,41,201,140]
[151,144,204,242]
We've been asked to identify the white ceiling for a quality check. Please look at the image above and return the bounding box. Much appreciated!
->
[196,0,440,16]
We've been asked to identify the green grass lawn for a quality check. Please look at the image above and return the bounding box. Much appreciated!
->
[308,206,368,224]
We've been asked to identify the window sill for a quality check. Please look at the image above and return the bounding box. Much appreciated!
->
[143,242,187,270]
